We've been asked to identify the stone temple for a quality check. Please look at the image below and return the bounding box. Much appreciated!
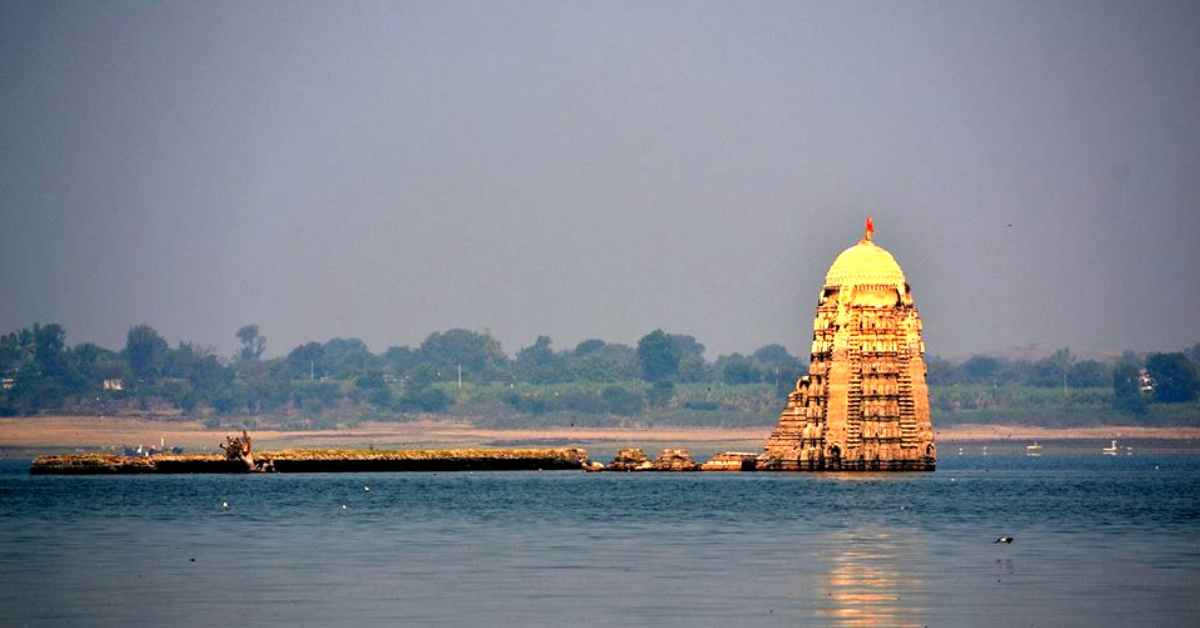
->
[761,218,936,471]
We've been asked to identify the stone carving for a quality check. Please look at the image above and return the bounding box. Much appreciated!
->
[761,218,936,471]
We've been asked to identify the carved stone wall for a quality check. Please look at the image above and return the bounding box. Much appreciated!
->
[761,230,936,471]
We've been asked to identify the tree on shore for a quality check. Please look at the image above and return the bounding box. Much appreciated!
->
[124,325,168,385]
[236,325,266,361]
[637,329,680,383]
[1145,352,1197,403]
[1112,363,1147,414]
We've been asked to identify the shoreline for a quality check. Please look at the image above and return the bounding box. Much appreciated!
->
[2,416,1198,456]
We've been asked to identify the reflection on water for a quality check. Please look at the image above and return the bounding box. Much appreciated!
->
[810,530,927,627]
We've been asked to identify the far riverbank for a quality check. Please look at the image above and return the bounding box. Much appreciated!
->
[2,416,1198,459]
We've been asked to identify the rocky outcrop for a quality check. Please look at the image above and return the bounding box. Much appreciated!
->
[653,448,700,471]
[605,448,653,471]
[31,447,591,474]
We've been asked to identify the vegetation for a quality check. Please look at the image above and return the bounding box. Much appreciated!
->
[1,322,1197,429]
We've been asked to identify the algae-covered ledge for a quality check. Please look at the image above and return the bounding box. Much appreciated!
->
[30,446,593,474]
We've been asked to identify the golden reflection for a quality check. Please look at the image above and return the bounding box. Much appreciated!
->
[807,530,927,628]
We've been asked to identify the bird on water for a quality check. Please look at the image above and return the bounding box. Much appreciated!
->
[994,536,1014,544]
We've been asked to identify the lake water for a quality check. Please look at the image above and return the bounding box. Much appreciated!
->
[1,452,1198,627]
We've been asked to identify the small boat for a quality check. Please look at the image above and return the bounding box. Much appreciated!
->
[1102,440,1119,455]
[1026,442,1043,456]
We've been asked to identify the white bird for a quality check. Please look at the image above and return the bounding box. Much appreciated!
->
[363,486,370,492]
[221,501,231,512]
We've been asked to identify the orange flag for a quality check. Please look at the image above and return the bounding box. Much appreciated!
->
[865,215,874,241]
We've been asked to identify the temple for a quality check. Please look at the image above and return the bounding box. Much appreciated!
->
[760,217,936,471]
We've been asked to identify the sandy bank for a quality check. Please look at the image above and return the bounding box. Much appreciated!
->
[932,424,1200,442]
[2,416,1197,456]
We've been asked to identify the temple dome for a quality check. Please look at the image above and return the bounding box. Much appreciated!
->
[823,239,906,289]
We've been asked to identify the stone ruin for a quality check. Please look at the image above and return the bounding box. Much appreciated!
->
[700,452,759,472]
[761,218,936,471]
[601,448,700,472]
[605,448,653,471]
[653,448,700,472]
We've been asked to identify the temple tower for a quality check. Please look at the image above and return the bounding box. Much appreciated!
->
[761,218,936,471]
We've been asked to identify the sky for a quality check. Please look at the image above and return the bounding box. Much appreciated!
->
[2,0,1198,362]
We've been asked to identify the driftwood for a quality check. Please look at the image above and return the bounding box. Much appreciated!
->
[220,430,273,472]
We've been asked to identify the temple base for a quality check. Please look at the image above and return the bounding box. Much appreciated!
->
[757,456,936,472]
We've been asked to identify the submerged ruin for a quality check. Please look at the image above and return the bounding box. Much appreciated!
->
[761,218,936,471]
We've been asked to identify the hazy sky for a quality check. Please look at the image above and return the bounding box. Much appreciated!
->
[2,0,1198,361]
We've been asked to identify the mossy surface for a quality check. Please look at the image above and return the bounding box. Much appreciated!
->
[30,448,590,474]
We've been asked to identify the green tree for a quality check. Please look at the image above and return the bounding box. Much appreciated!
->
[647,379,675,407]
[752,344,805,391]
[419,329,508,381]
[237,359,292,413]
[960,355,1002,384]
[1112,362,1147,414]
[33,324,67,375]
[286,342,325,380]
[0,323,75,412]
[292,380,342,412]
[1145,352,1197,403]
[355,369,394,408]
[1185,342,1200,365]
[677,355,711,383]
[69,342,122,392]
[236,324,266,360]
[601,385,643,416]
[637,329,680,382]
[923,355,957,386]
[382,346,422,378]
[322,337,377,379]
[1067,359,1110,388]
[124,325,168,384]
[571,340,638,380]
[1025,348,1071,388]
[515,336,567,383]
[400,364,451,412]
[1113,363,1141,397]
[571,352,621,382]
[667,334,705,360]
[718,354,760,384]
[573,339,607,356]
[0,329,29,374]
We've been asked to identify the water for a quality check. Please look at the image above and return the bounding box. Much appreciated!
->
[2,454,1198,627]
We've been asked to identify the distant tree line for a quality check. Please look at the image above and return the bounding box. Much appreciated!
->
[2,322,1196,426]
[924,346,1199,421]
[0,323,806,422]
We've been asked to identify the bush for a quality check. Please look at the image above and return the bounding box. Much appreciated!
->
[601,385,643,416]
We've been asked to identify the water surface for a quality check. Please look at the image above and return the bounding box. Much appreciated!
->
[1,454,1197,627]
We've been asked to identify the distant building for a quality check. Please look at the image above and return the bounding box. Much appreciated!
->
[102,379,125,391]
[761,218,936,471]
[1,378,13,391]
